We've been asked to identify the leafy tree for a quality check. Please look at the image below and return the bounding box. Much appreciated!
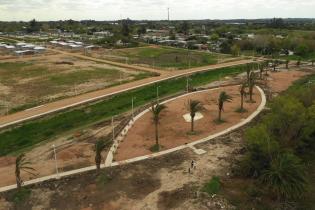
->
[187,100,203,132]
[265,96,306,147]
[94,139,109,173]
[121,20,130,37]
[151,103,167,151]
[217,91,232,122]
[181,21,190,35]
[260,153,307,200]
[231,44,241,56]
[15,154,36,190]
[243,125,279,177]
[27,19,40,33]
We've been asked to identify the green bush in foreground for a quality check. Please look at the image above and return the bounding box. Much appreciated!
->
[202,176,221,195]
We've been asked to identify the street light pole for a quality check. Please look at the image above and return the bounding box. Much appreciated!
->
[52,144,59,177]
[186,76,189,93]
[156,86,160,104]
[112,116,115,140]
[132,97,135,120]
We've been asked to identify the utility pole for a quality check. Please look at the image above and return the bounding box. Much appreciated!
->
[52,144,59,178]
[167,8,170,21]
[156,86,160,104]
[132,97,136,120]
[186,76,189,93]
[112,116,115,140]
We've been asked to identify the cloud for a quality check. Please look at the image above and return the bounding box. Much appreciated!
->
[0,0,314,21]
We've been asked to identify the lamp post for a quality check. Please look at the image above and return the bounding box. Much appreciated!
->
[52,144,59,178]
[112,116,115,140]
[156,85,161,104]
[186,76,190,93]
[131,97,136,120]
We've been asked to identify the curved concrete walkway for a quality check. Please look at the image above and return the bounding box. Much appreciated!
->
[0,85,266,193]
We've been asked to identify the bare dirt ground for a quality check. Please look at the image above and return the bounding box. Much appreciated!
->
[0,54,150,115]
[115,85,261,161]
[267,69,308,93]
[0,68,311,210]
[0,116,127,188]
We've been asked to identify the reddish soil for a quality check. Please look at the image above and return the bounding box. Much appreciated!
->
[268,70,308,92]
[115,85,262,161]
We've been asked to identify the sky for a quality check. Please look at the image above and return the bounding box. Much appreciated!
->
[0,0,315,21]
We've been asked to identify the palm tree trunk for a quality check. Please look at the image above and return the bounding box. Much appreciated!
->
[218,109,222,121]
[191,117,194,132]
[241,94,244,110]
[95,154,101,172]
[16,171,21,189]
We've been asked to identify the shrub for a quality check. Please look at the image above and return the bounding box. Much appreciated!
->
[202,176,221,195]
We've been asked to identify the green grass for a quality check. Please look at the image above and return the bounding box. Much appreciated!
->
[202,176,221,195]
[0,64,254,156]
[111,46,229,70]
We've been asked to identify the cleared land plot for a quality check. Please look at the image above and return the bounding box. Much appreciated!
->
[87,46,233,70]
[0,55,154,114]
[115,85,261,161]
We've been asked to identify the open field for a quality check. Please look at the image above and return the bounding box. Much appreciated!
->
[0,68,310,210]
[86,46,235,70]
[0,55,154,115]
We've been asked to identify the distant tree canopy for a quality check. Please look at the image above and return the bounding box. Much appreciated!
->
[27,19,41,33]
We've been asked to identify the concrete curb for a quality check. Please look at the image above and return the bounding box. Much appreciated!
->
[0,85,266,193]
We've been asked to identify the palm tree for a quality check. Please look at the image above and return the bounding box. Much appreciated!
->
[259,63,264,79]
[187,99,203,133]
[260,153,307,200]
[246,64,251,84]
[217,91,232,122]
[238,82,247,112]
[94,139,109,173]
[248,72,257,102]
[15,154,36,190]
[285,60,290,69]
[151,103,167,151]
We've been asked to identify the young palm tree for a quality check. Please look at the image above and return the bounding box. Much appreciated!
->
[285,60,290,69]
[248,72,257,102]
[217,91,232,122]
[151,103,167,151]
[15,154,36,190]
[246,64,251,84]
[94,139,109,173]
[187,99,203,133]
[239,82,247,112]
[259,63,264,79]
[260,153,307,200]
